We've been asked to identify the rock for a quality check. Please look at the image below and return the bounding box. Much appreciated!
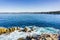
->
[17,38,25,40]
[0,27,7,35]
[23,27,31,32]
[46,37,52,40]
[31,38,36,40]
[52,34,59,40]
[26,36,32,40]
[58,35,60,40]
[7,27,20,33]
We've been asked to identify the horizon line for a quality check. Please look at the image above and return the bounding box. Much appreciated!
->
[0,10,60,13]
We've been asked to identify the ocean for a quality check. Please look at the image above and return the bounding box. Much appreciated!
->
[0,13,60,29]
[0,13,60,40]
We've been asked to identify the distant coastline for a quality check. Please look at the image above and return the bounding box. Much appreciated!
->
[0,11,60,14]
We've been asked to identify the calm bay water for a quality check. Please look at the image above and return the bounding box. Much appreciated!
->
[0,14,60,29]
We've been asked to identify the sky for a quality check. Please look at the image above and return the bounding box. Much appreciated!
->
[0,0,60,12]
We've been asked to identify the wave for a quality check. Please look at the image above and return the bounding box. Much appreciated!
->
[0,26,60,40]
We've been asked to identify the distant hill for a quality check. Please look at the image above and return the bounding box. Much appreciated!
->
[0,11,60,14]
[31,11,60,14]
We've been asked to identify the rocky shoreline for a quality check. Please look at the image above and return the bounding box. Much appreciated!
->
[0,26,60,40]
[17,34,60,40]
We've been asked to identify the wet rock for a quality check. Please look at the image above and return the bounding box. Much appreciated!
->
[0,27,7,35]
[23,27,31,32]
[8,27,20,33]
[17,38,25,40]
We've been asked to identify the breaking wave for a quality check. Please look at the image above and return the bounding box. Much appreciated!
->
[0,26,60,40]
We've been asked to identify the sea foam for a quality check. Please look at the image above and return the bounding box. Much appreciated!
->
[0,26,60,40]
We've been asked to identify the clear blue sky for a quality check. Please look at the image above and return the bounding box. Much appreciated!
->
[0,0,60,12]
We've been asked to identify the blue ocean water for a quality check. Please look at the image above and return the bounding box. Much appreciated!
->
[0,13,60,29]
